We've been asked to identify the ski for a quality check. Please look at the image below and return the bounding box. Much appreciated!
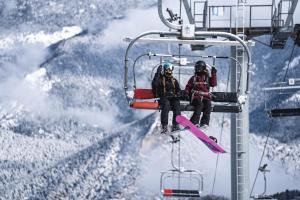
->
[176,115,226,154]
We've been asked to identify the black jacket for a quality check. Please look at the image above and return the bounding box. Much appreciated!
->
[152,74,181,98]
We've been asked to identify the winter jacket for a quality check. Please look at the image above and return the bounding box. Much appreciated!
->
[185,70,217,101]
[152,75,181,98]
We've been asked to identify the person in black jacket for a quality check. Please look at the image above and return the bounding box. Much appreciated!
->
[152,62,181,133]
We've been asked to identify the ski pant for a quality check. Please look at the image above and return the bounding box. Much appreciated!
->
[159,97,181,126]
[190,98,211,125]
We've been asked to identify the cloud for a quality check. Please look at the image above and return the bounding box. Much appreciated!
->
[0,41,54,116]
[90,6,167,51]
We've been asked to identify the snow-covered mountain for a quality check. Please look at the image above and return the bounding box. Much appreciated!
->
[0,0,300,199]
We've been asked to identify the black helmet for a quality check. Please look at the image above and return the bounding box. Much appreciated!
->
[194,60,207,74]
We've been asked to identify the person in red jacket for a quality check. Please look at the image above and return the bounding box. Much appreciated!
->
[184,60,217,128]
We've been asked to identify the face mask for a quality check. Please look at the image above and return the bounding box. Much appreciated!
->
[196,69,208,75]
[165,68,173,77]
[165,71,172,77]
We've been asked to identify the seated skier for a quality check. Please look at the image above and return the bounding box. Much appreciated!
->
[152,61,181,133]
[184,60,217,128]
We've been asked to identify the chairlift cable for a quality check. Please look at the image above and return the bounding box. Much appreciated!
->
[250,42,296,197]
[179,0,182,21]
[211,59,231,194]
[178,0,182,85]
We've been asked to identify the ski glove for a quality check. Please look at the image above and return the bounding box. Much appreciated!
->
[209,92,217,101]
[178,90,190,101]
[211,67,217,73]
[192,90,216,100]
[156,65,162,75]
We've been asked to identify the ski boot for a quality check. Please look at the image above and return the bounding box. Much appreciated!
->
[161,125,168,134]
[200,123,209,130]
[171,124,180,132]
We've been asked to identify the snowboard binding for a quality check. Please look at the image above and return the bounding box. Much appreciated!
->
[209,136,218,143]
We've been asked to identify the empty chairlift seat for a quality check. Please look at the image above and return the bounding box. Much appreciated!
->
[268,108,300,117]
[263,79,300,118]
[162,189,201,198]
[160,169,203,198]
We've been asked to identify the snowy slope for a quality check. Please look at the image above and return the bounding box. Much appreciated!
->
[0,1,157,199]
[0,114,154,199]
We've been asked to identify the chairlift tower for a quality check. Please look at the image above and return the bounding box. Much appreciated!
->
[231,1,250,200]
[123,0,298,199]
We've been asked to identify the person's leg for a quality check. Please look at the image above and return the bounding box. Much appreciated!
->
[171,99,181,127]
[200,99,212,126]
[190,99,203,125]
[160,98,170,128]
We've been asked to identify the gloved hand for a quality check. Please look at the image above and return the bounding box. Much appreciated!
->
[209,92,217,101]
[193,91,212,99]
[211,67,217,73]
[156,65,162,75]
[178,90,189,100]
[183,90,190,100]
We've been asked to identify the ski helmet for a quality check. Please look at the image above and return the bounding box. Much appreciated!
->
[162,62,174,77]
[194,60,207,74]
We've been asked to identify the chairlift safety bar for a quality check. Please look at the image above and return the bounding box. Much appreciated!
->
[125,37,242,46]
[124,31,252,98]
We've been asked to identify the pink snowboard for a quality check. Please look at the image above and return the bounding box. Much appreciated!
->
[176,115,226,154]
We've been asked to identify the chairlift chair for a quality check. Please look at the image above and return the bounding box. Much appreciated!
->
[251,164,278,200]
[127,52,243,113]
[160,169,204,198]
[159,133,204,198]
[262,78,300,117]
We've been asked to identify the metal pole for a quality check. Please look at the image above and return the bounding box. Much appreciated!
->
[230,46,238,200]
[231,45,249,200]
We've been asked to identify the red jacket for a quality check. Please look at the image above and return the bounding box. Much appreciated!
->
[185,71,217,100]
